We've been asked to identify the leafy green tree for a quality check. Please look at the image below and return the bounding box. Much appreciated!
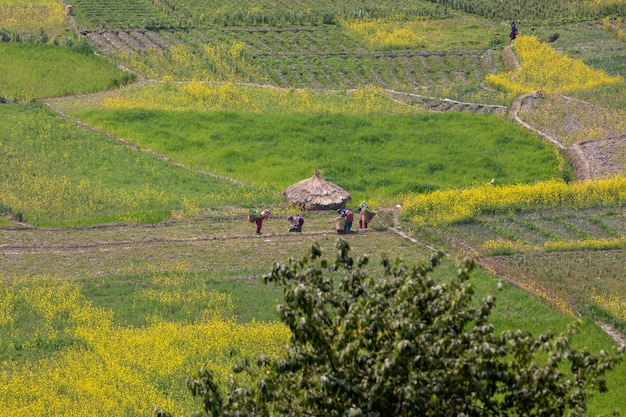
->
[158,239,623,417]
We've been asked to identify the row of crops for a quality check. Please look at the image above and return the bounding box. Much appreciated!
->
[70,0,176,29]
[70,0,626,30]
[423,0,626,24]
[87,28,504,103]
[72,0,449,29]
[454,208,626,254]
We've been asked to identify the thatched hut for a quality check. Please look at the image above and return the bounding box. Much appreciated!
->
[283,170,351,210]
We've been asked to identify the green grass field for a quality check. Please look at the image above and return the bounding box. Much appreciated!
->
[0,104,278,225]
[67,106,564,203]
[0,42,135,100]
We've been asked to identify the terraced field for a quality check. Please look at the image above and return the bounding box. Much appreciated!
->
[82,25,504,104]
[1,0,626,415]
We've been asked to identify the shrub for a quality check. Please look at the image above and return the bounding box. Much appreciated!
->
[157,240,623,417]
[547,32,560,42]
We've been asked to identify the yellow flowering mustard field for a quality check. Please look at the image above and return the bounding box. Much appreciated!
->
[67,82,418,116]
[0,274,289,416]
[340,16,498,51]
[592,293,626,321]
[0,0,67,40]
[486,35,623,97]
[340,18,427,51]
[402,176,626,225]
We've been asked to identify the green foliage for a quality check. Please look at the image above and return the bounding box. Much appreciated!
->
[73,109,561,204]
[70,37,94,55]
[1,28,11,42]
[421,0,626,25]
[547,32,561,42]
[164,240,623,417]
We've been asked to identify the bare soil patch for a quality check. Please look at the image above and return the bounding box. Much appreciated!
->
[84,29,171,54]
[578,134,626,179]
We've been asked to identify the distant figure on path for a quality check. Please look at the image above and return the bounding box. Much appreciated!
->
[510,21,518,43]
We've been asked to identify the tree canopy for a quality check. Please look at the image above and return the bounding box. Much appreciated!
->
[158,239,623,417]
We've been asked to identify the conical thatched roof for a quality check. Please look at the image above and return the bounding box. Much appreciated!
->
[283,170,351,210]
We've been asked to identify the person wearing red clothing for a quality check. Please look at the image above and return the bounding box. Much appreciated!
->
[357,201,370,230]
[337,208,353,232]
[255,210,270,234]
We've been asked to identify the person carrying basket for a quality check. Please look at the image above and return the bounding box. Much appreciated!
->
[248,209,270,235]
[337,208,353,232]
[357,201,375,230]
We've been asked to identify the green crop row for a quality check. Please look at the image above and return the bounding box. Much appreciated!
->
[68,0,626,30]
[422,0,626,25]
[70,0,177,29]
[69,0,449,30]
[91,21,508,103]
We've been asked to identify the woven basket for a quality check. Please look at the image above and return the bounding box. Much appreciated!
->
[333,216,346,232]
[362,209,376,223]
[248,214,258,223]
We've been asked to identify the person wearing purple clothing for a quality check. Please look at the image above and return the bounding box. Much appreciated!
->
[509,21,518,43]
[287,215,305,232]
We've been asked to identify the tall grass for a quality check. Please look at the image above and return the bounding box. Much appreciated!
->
[65,102,564,205]
[0,42,136,100]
